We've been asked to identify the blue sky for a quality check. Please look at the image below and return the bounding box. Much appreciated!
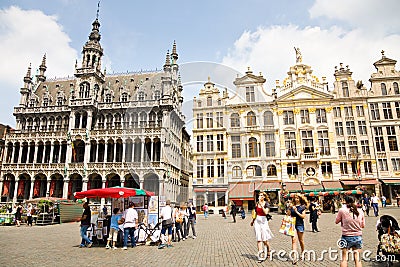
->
[1,0,400,127]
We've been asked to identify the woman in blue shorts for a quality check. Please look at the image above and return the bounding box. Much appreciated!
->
[287,193,308,264]
[335,196,365,267]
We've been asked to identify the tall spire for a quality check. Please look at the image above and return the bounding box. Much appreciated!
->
[171,40,178,64]
[163,50,171,71]
[37,54,47,82]
[24,63,32,88]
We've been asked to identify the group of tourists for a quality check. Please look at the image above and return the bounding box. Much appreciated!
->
[77,200,198,250]
[251,192,365,266]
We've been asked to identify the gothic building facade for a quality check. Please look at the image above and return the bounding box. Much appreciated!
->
[0,16,192,203]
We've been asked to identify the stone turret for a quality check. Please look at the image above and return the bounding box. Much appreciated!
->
[36,54,47,82]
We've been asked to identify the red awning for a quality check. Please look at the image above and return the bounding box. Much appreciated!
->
[284,182,302,192]
[228,182,254,200]
[254,182,281,192]
[322,181,343,191]
[341,179,379,185]
[381,179,400,185]
[74,187,154,199]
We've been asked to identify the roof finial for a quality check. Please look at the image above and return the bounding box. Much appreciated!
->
[381,50,385,58]
[165,50,171,66]
[96,1,100,19]
[294,47,302,63]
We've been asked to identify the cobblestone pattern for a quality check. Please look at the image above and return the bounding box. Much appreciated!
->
[0,208,399,266]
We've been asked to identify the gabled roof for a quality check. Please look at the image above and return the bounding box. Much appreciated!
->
[276,85,333,102]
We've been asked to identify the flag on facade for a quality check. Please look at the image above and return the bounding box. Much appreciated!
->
[71,141,77,162]
[357,160,361,178]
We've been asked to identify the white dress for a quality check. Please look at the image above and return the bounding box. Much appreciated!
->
[254,215,273,241]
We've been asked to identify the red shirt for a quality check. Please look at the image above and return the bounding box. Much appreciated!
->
[256,206,266,216]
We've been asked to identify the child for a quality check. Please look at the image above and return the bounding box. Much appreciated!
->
[240,207,246,219]
[105,208,122,250]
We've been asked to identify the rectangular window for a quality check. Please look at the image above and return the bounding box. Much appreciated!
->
[391,158,400,171]
[207,97,212,106]
[301,130,314,153]
[337,141,346,156]
[374,127,386,152]
[207,159,214,178]
[392,158,400,171]
[265,133,275,157]
[300,109,310,124]
[395,102,400,118]
[318,130,330,155]
[346,121,356,135]
[340,162,348,174]
[364,161,372,174]
[283,111,294,125]
[348,140,358,154]
[335,122,344,136]
[206,112,213,128]
[197,159,204,178]
[196,135,203,152]
[333,107,341,118]
[285,131,297,156]
[196,113,203,129]
[356,105,365,117]
[361,140,370,155]
[387,126,398,151]
[378,159,388,171]
[246,86,255,102]
[383,102,393,119]
[231,135,241,158]
[216,134,224,151]
[370,103,380,120]
[344,106,353,117]
[216,112,223,127]
[206,135,214,152]
[316,109,327,123]
[358,121,367,135]
[217,158,224,177]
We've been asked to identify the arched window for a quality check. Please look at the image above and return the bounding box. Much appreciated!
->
[381,83,387,95]
[140,112,147,127]
[98,114,105,129]
[232,166,242,178]
[394,82,399,94]
[149,111,156,127]
[84,84,90,98]
[74,113,81,128]
[121,92,128,102]
[267,164,277,176]
[247,111,256,126]
[43,97,49,107]
[230,113,240,127]
[114,113,121,129]
[263,111,273,126]
[342,81,349,97]
[248,137,259,157]
[105,93,112,103]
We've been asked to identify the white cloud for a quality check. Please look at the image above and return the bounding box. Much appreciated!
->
[222,24,400,91]
[309,0,400,36]
[0,6,78,126]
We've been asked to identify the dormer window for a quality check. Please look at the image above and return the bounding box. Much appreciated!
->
[154,91,161,100]
[57,97,63,106]
[246,86,255,102]
[79,82,90,98]
[393,82,399,94]
[29,99,35,107]
[121,92,128,102]
[105,93,112,103]
[207,96,212,106]
[381,83,387,95]
[138,91,145,101]
[342,81,349,97]
[43,98,49,107]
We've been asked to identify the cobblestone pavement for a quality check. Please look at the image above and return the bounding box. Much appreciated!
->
[0,207,399,267]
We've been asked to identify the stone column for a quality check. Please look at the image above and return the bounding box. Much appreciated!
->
[66,141,73,163]
[33,144,39,163]
[29,180,34,199]
[13,178,19,203]
[49,143,54,164]
[102,180,106,189]
[82,178,88,191]
[104,142,108,163]
[0,179,3,197]
[84,141,90,163]
[122,140,126,162]
[46,179,51,196]
[87,111,93,131]
[62,179,69,199]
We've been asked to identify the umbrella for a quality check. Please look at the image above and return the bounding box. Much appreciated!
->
[74,187,155,199]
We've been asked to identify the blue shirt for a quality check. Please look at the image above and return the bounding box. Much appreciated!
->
[110,214,122,230]
[290,205,306,227]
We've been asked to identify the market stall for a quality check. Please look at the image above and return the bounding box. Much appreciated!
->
[74,187,157,245]
[25,197,70,225]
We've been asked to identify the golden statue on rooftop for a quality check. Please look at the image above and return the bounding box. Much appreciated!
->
[294,47,302,64]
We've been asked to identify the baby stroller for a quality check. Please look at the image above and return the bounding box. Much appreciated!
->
[377,215,400,266]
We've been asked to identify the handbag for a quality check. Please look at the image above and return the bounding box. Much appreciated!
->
[162,218,173,228]
[380,228,400,254]
[252,209,257,220]
[279,215,296,236]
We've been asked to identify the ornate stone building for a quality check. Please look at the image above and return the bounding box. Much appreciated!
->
[0,15,192,204]
[193,49,400,211]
